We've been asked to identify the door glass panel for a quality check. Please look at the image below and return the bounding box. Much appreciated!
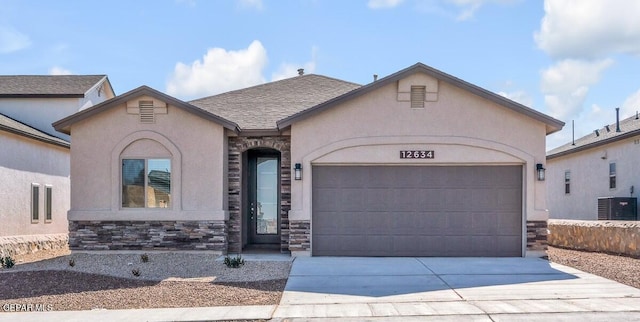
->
[256,157,278,235]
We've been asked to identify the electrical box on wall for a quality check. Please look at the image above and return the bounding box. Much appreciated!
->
[597,197,638,220]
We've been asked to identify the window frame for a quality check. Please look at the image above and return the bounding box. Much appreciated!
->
[31,183,40,223]
[45,185,53,222]
[564,170,570,195]
[609,162,616,190]
[121,157,172,209]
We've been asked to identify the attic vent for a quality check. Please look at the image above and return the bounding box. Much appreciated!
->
[410,86,426,108]
[139,100,155,124]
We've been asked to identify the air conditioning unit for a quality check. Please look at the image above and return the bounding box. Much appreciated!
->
[597,197,638,220]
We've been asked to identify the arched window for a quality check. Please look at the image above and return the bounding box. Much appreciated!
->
[120,138,172,209]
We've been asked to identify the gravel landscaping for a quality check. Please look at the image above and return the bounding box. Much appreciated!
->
[0,246,637,312]
[0,249,291,311]
[547,246,640,289]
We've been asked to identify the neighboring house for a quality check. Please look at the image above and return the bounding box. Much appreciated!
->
[547,110,640,220]
[53,63,563,257]
[0,76,114,254]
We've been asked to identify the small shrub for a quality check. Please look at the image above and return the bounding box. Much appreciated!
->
[132,268,141,277]
[68,259,76,267]
[223,255,245,268]
[1,256,15,269]
[140,253,149,263]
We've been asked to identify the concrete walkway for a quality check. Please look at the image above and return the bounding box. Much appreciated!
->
[2,257,639,321]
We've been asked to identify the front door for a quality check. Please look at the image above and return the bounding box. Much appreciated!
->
[248,150,280,244]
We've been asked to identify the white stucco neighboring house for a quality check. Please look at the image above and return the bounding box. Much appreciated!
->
[547,110,640,220]
[54,63,563,257]
[0,75,114,256]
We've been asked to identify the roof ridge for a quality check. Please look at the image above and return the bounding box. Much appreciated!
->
[189,74,361,103]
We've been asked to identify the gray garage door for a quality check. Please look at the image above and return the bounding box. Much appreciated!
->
[312,166,522,257]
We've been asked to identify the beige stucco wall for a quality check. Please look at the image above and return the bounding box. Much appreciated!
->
[547,136,640,220]
[0,131,70,236]
[289,73,550,255]
[67,97,228,221]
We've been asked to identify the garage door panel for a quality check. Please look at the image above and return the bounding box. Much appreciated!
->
[471,212,498,235]
[312,166,522,257]
[365,188,395,212]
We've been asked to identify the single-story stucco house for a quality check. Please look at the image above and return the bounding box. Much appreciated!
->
[547,109,640,220]
[53,63,563,257]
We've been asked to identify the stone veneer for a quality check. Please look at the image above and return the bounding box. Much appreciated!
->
[228,136,291,253]
[289,220,310,252]
[0,233,68,258]
[526,220,548,252]
[548,219,639,257]
[68,221,227,251]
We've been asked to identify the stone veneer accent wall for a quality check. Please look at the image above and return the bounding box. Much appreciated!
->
[526,220,547,252]
[228,136,291,253]
[548,219,639,257]
[0,234,68,258]
[289,220,310,252]
[68,221,227,251]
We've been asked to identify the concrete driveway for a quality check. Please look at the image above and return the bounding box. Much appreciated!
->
[276,257,640,320]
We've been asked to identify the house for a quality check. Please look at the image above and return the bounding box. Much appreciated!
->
[0,75,114,256]
[53,63,563,257]
[547,109,640,220]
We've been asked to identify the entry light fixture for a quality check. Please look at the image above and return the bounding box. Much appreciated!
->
[536,163,546,181]
[294,163,302,180]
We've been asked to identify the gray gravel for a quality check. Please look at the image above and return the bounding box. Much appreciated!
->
[4,252,292,282]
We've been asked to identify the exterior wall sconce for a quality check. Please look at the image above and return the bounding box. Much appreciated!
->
[536,163,546,181]
[294,163,302,180]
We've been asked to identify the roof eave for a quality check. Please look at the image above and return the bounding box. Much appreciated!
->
[0,124,70,148]
[53,86,240,135]
[0,94,85,99]
[277,63,565,132]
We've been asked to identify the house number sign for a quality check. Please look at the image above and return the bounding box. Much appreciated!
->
[400,150,434,159]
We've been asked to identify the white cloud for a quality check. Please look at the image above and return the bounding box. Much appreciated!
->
[415,0,516,21]
[0,26,31,54]
[498,90,533,107]
[368,0,404,9]
[535,0,640,59]
[271,47,318,81]
[238,0,263,10]
[166,40,268,99]
[49,66,72,75]
[540,58,613,121]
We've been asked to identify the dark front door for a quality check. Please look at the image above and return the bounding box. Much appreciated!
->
[248,150,280,244]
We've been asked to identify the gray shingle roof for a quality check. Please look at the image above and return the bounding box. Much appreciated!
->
[189,74,361,130]
[0,75,107,97]
[0,113,69,148]
[547,114,640,159]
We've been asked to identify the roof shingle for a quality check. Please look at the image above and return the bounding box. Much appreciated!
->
[0,75,106,97]
[547,114,640,158]
[189,74,361,130]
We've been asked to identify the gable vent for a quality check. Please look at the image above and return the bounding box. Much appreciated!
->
[410,86,426,108]
[139,100,155,124]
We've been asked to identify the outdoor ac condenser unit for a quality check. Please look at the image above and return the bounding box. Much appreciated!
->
[597,197,638,220]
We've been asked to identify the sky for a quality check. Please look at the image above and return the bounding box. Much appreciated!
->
[1,0,639,150]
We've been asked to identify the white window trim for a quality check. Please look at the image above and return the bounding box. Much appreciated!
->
[31,183,40,223]
[564,170,570,195]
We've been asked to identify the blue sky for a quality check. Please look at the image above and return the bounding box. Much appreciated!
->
[1,0,639,150]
